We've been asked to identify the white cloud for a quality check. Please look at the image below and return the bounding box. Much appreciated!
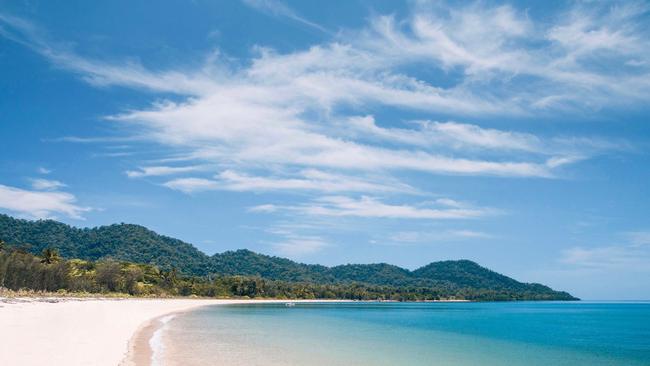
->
[358,2,650,108]
[560,231,650,271]
[346,116,544,152]
[626,231,650,247]
[37,167,51,174]
[435,198,464,208]
[0,184,90,219]
[259,222,331,256]
[162,169,414,194]
[560,245,650,271]
[423,121,541,151]
[359,5,533,76]
[162,178,220,193]
[0,6,633,195]
[248,204,279,213]
[0,4,642,236]
[271,234,329,257]
[106,90,552,178]
[241,0,327,33]
[252,196,495,220]
[29,178,66,191]
[3,3,649,116]
[450,229,493,238]
[94,151,134,158]
[126,165,205,178]
[388,229,492,244]
[217,169,412,192]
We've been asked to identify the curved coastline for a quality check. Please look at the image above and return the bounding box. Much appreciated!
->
[122,299,349,366]
[122,299,251,366]
[0,297,351,366]
[122,304,213,366]
[122,312,187,366]
[0,298,232,366]
[121,313,161,366]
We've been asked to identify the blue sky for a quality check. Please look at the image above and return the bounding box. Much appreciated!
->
[1,0,649,299]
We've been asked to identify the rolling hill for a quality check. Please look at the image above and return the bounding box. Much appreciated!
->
[0,214,577,300]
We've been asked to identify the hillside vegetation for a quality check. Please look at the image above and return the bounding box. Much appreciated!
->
[0,214,577,301]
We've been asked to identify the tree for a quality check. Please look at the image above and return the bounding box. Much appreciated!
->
[96,259,122,292]
[40,248,61,264]
[123,265,145,295]
[0,239,5,251]
[162,268,179,288]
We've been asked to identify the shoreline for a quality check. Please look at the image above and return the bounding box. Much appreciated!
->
[0,297,242,366]
[124,299,350,366]
[122,309,192,366]
[0,297,351,366]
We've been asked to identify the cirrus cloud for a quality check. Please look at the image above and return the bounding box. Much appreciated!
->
[250,195,496,220]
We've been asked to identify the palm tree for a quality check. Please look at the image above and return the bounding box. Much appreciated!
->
[40,248,61,264]
[162,267,179,288]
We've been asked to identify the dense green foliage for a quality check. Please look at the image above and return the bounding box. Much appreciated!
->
[0,215,211,274]
[0,248,574,301]
[0,214,577,301]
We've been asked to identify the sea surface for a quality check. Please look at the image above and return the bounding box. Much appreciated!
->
[158,301,650,365]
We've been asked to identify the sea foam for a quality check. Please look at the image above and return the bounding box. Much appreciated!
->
[149,314,176,366]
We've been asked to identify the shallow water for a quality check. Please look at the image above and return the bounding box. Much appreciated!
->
[159,302,650,365]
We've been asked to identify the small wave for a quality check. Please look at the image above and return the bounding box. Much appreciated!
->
[149,314,176,366]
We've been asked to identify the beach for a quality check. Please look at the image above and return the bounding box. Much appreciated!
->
[1,299,648,365]
[0,297,300,366]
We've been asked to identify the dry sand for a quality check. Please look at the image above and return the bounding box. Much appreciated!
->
[0,297,299,366]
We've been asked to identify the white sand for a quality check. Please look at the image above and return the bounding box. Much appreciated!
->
[0,298,296,366]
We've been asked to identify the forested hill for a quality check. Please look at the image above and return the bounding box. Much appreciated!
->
[0,214,577,300]
[0,214,212,274]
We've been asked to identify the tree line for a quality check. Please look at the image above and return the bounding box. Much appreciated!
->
[0,242,572,301]
[0,214,578,301]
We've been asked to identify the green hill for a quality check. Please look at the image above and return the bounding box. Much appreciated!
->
[0,215,211,274]
[0,214,577,300]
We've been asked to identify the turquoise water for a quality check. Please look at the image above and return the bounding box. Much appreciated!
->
[162,302,650,365]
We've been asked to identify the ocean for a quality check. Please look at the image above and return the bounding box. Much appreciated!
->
[157,302,650,365]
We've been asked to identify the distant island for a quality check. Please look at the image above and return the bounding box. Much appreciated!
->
[0,214,577,301]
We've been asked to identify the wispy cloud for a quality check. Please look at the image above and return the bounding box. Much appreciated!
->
[3,3,649,115]
[126,165,206,178]
[48,136,137,144]
[36,167,51,174]
[358,2,650,109]
[241,0,328,33]
[248,204,278,213]
[29,178,66,191]
[451,229,493,238]
[162,177,220,193]
[627,231,650,247]
[346,116,544,152]
[251,196,495,220]
[0,184,90,220]
[560,245,650,271]
[164,169,414,194]
[388,229,492,244]
[0,3,643,238]
[253,220,334,257]
[218,169,413,192]
[271,233,329,257]
[0,8,630,194]
[560,231,650,271]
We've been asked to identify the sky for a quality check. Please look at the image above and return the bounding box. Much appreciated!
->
[0,0,649,300]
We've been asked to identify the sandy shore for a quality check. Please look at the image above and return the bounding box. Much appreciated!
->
[0,297,302,366]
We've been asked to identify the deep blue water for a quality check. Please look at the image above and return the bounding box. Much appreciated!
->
[162,302,650,365]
